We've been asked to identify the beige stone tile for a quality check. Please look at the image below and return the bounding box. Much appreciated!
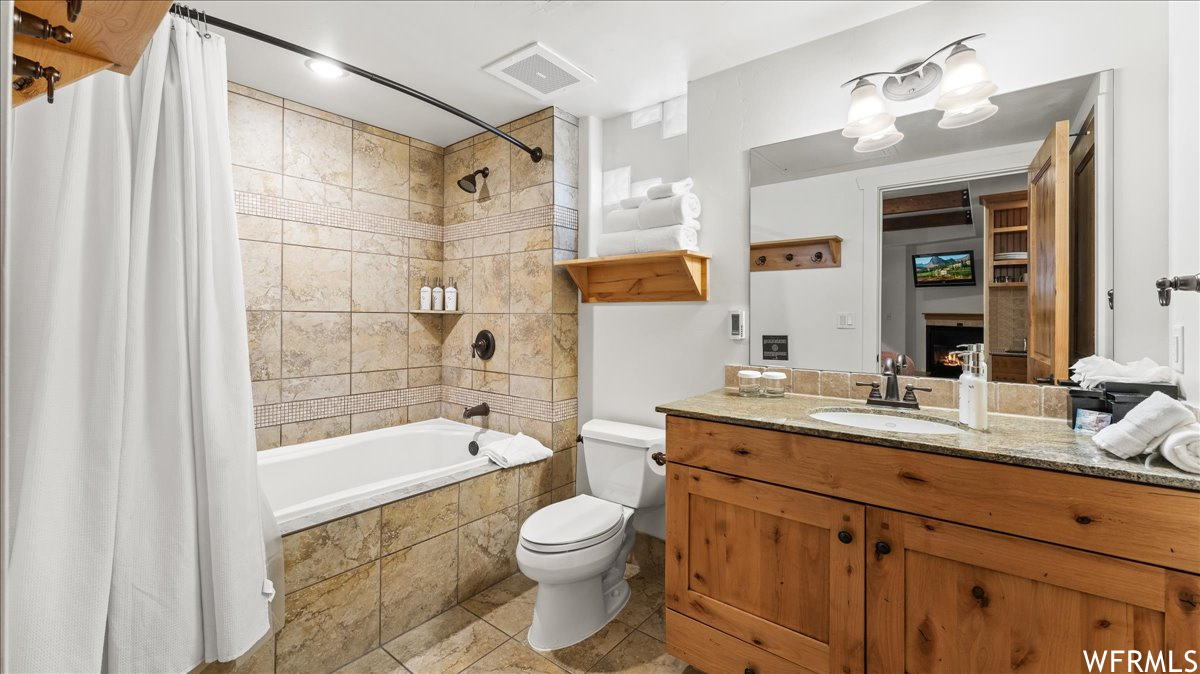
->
[284,99,352,126]
[461,638,565,674]
[282,415,351,445]
[246,311,282,381]
[229,92,282,173]
[519,493,552,530]
[252,380,281,406]
[410,138,443,155]
[472,371,509,395]
[461,573,539,637]
[283,175,353,209]
[474,136,511,196]
[458,507,520,598]
[473,234,510,258]
[408,314,443,368]
[276,561,379,674]
[409,202,443,227]
[819,371,851,399]
[442,365,472,388]
[444,202,474,226]
[380,531,458,642]
[408,366,441,387]
[255,426,281,451]
[511,227,553,252]
[552,377,577,402]
[513,418,553,450]
[551,419,577,453]
[511,375,552,402]
[282,220,353,250]
[995,382,1042,416]
[283,245,351,311]
[351,407,408,433]
[282,312,351,377]
[352,369,408,394]
[352,231,408,257]
[552,108,578,126]
[519,620,632,674]
[240,240,281,311]
[503,108,553,133]
[228,81,282,106]
[551,483,575,504]
[475,191,511,219]
[238,214,282,242]
[510,251,553,314]
[511,184,554,213]
[283,108,352,187]
[551,447,576,489]
[352,190,410,219]
[444,239,472,260]
[443,147,475,207]
[509,314,553,378]
[282,374,350,402]
[382,485,459,554]
[614,573,664,629]
[554,183,579,211]
[636,606,665,642]
[352,253,408,312]
[510,119,553,191]
[409,146,444,207]
[915,376,957,409]
[473,255,510,314]
[407,402,442,423]
[1043,385,1070,419]
[283,508,380,593]
[588,630,688,673]
[460,470,519,523]
[352,313,408,372]
[332,648,407,674]
[443,260,472,313]
[232,166,283,198]
[442,313,475,369]
[517,458,554,501]
[354,129,411,200]
[444,137,473,156]
[352,121,409,144]
[722,364,742,388]
[409,238,443,261]
[552,314,578,378]
[552,268,578,315]
[552,117,578,188]
[472,314,510,373]
[384,606,507,674]
[552,224,577,252]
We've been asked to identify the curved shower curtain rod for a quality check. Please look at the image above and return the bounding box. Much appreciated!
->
[170,4,544,163]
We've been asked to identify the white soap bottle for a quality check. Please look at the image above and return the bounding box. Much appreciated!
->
[419,275,432,311]
[445,277,458,312]
[432,276,444,311]
[957,343,989,430]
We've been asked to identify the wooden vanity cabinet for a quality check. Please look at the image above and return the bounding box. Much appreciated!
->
[664,416,1200,674]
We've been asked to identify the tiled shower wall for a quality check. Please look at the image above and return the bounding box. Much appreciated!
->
[228,82,580,464]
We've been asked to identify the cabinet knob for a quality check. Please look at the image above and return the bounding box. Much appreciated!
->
[875,540,892,556]
[837,530,853,544]
[744,668,756,674]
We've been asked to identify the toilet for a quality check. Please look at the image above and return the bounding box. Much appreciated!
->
[516,419,666,651]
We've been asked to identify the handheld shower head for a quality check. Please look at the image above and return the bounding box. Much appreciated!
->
[457,167,490,194]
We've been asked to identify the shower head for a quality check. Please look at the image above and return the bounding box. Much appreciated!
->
[457,167,490,194]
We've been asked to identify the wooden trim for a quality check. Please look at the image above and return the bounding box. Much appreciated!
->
[750,236,842,271]
[979,190,1028,205]
[554,250,709,303]
[882,189,968,216]
[881,209,972,232]
[667,610,818,674]
[1165,572,1200,664]
[865,508,904,673]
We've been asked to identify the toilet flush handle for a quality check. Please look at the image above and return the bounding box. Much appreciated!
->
[651,451,666,466]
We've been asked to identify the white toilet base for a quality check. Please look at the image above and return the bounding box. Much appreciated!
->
[526,576,630,652]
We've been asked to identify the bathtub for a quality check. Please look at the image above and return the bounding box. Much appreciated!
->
[258,417,509,534]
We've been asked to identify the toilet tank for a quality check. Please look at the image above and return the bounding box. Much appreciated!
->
[579,419,666,509]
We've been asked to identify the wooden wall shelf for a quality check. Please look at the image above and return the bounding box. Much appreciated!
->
[555,250,710,303]
[12,1,171,106]
[750,236,842,271]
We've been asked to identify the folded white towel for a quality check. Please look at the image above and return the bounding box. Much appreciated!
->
[1071,355,1177,390]
[604,208,641,233]
[619,196,646,210]
[1092,392,1196,459]
[597,225,699,256]
[481,432,552,468]
[646,178,693,200]
[1159,423,1200,473]
[638,193,702,229]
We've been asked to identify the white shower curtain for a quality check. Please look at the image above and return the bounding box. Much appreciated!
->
[6,16,277,673]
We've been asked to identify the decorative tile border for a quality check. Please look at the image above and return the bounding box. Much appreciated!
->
[234,191,441,241]
[444,386,577,423]
[442,204,578,242]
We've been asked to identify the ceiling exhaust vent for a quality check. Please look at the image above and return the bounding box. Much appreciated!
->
[484,43,595,100]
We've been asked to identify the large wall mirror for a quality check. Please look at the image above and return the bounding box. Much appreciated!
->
[749,71,1114,384]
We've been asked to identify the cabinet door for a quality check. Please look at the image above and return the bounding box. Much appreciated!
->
[666,464,866,673]
[867,508,1200,673]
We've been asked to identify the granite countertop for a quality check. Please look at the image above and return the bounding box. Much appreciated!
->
[656,389,1200,492]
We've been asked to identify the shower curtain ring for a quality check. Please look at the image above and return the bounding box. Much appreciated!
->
[202,10,210,38]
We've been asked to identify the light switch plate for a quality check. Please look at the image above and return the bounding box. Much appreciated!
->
[1171,325,1185,372]
[837,312,856,330]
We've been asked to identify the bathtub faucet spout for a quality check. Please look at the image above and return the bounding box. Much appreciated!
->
[463,402,490,419]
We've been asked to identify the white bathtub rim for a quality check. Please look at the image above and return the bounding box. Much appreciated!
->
[258,416,497,465]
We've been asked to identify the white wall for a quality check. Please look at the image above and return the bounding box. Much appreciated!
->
[582,0,1173,427]
[1167,1,1199,402]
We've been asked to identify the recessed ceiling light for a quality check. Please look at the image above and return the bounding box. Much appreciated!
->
[305,58,347,79]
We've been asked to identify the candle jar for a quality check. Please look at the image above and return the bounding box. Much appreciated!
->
[762,371,788,397]
[737,370,762,397]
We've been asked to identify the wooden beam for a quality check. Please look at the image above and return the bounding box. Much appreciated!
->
[882,189,968,215]
[882,209,972,232]
[979,190,1027,206]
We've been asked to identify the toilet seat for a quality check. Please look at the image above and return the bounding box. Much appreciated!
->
[520,495,624,553]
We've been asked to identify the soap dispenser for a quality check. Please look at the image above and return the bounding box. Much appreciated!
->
[432,276,444,311]
[419,275,432,311]
[956,343,988,430]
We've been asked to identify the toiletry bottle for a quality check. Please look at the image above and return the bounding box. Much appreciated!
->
[432,276,444,311]
[419,275,432,311]
[445,277,458,312]
[956,343,989,430]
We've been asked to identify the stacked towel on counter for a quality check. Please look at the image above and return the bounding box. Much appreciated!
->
[1071,355,1177,390]
[597,225,699,256]
[646,178,693,199]
[1093,391,1197,461]
[481,432,553,468]
[600,177,701,254]
[1159,424,1200,473]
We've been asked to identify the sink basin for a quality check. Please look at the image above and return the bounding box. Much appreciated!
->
[810,411,963,435]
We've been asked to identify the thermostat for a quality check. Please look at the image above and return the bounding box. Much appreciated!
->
[729,309,746,340]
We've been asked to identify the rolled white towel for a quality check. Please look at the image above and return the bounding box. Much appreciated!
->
[619,196,647,210]
[1070,355,1177,389]
[1092,392,1196,459]
[1159,423,1200,473]
[596,225,699,256]
[646,178,693,200]
[638,193,702,229]
[604,208,640,233]
[481,432,552,468]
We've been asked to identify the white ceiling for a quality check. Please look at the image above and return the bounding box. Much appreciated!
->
[189,0,924,146]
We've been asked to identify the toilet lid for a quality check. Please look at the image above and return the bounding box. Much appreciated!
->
[520,495,624,553]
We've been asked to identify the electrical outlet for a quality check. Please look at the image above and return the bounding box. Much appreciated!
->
[837,312,856,330]
[1171,325,1185,372]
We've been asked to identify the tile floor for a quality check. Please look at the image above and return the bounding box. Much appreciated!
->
[333,563,698,674]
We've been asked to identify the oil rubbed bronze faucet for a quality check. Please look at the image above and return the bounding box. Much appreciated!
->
[855,356,932,410]
[463,402,490,419]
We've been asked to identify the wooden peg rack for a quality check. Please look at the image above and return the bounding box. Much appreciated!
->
[749,236,843,272]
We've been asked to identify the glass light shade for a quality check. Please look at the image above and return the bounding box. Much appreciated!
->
[934,45,998,111]
[853,123,904,153]
[843,80,895,138]
[938,100,999,129]
[305,58,347,79]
